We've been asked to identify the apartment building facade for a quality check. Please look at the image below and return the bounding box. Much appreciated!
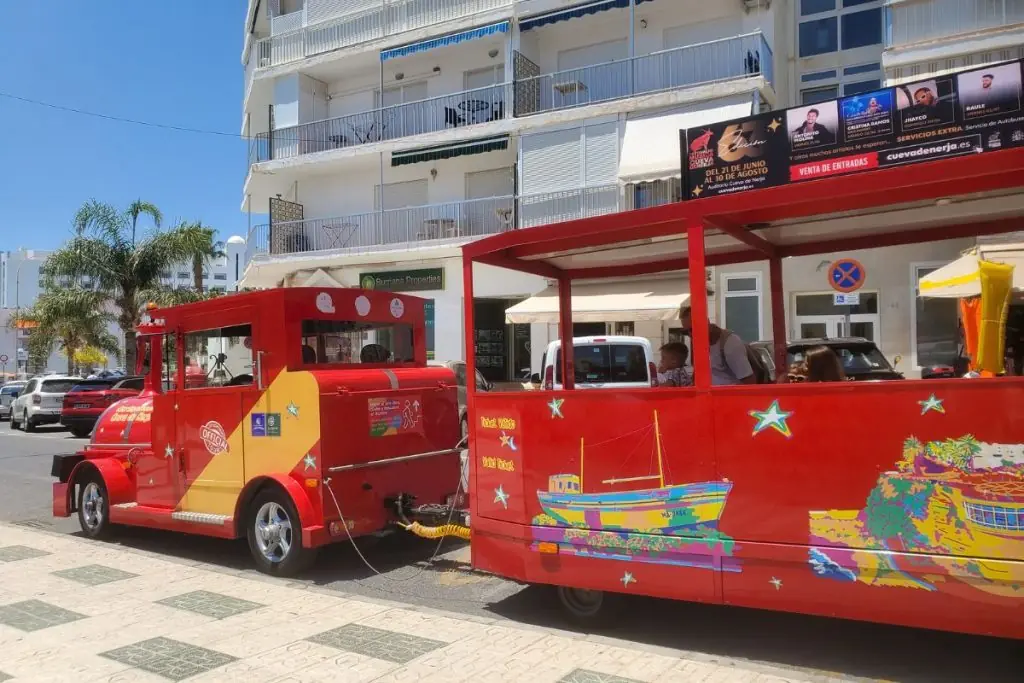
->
[239,0,1022,380]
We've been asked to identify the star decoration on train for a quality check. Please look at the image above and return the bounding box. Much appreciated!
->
[691,185,703,198]
[770,577,783,591]
[547,398,564,419]
[918,394,945,415]
[303,453,317,471]
[493,485,510,509]
[621,571,636,588]
[749,400,793,438]
[499,432,518,451]
[287,402,300,418]
[767,118,781,133]
[164,444,174,459]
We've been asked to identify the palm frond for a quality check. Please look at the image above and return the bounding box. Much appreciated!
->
[74,199,127,246]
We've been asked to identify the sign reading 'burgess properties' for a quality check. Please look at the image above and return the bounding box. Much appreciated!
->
[684,59,1024,199]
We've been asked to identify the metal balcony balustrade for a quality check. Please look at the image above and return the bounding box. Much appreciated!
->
[885,0,1024,48]
[246,195,516,261]
[245,181,680,262]
[251,83,510,163]
[249,0,512,73]
[513,32,773,116]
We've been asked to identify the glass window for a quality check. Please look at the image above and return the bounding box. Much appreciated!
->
[453,363,468,387]
[802,69,837,82]
[802,86,840,105]
[300,320,415,365]
[796,293,878,316]
[41,379,77,394]
[163,333,177,391]
[841,8,882,49]
[801,0,836,15]
[726,277,758,293]
[115,377,145,391]
[184,324,253,389]
[842,0,875,6]
[214,273,227,281]
[844,62,881,75]
[0,386,20,397]
[555,344,649,384]
[845,79,882,95]
[914,267,959,367]
[800,17,838,57]
[725,297,762,343]
[177,272,189,279]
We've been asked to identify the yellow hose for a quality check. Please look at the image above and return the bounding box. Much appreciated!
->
[401,521,471,541]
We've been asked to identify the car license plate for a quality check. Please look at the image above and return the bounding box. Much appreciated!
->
[74,403,90,409]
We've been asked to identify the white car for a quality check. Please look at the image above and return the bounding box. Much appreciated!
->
[0,382,26,420]
[537,336,657,390]
[10,375,82,432]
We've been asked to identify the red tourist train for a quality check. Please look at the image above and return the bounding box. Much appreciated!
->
[459,143,1024,639]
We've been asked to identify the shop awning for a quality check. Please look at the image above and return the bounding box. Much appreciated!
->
[391,135,509,167]
[618,97,754,184]
[505,279,688,324]
[919,243,1024,298]
[381,21,509,61]
[520,0,655,32]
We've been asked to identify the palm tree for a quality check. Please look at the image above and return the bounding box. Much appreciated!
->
[42,199,199,372]
[12,289,119,375]
[176,221,226,293]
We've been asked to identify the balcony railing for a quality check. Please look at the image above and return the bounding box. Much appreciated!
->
[514,32,772,116]
[247,195,515,259]
[252,0,512,71]
[245,183,681,262]
[252,83,509,163]
[886,0,1024,48]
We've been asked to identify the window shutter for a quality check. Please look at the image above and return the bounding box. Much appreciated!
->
[520,129,582,195]
[583,122,619,187]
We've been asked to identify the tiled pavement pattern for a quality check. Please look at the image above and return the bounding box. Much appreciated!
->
[0,524,845,683]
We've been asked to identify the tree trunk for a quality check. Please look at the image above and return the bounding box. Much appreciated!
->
[123,329,137,374]
[193,255,204,293]
[119,290,138,373]
[66,346,76,376]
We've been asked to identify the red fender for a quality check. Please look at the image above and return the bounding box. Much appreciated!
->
[57,457,136,515]
[234,474,321,545]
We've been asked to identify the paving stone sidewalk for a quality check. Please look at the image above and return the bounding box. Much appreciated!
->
[0,524,839,683]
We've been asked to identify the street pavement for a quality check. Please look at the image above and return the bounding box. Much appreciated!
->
[1,425,1022,682]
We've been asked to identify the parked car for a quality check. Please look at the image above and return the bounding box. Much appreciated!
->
[750,338,904,382]
[535,336,658,390]
[10,375,83,432]
[60,376,145,438]
[0,381,26,420]
[429,360,491,441]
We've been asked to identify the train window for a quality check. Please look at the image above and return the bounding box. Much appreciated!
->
[163,333,177,391]
[183,324,254,389]
[300,320,415,365]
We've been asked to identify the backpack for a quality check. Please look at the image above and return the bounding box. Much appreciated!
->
[719,329,771,384]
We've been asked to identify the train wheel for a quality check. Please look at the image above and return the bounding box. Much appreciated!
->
[246,488,317,577]
[78,472,112,540]
[556,586,617,627]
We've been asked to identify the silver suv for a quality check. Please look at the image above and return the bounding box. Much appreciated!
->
[0,382,26,420]
[10,375,82,432]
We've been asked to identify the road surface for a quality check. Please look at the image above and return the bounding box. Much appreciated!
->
[0,424,1020,682]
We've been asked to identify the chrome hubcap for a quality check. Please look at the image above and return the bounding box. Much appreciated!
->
[82,482,104,530]
[254,502,293,563]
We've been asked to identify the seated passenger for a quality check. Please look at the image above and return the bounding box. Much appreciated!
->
[657,342,692,387]
[678,305,755,385]
[804,346,846,382]
[360,344,390,364]
[302,344,317,364]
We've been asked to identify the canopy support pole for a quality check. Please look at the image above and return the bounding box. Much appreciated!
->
[687,220,711,390]
[558,276,575,390]
[463,255,477,396]
[769,256,787,376]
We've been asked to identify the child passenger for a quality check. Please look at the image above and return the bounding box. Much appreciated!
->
[658,342,693,387]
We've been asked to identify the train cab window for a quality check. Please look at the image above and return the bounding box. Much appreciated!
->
[183,324,254,389]
[300,320,415,364]
[162,333,178,391]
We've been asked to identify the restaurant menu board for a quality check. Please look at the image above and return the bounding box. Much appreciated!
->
[684,59,1024,199]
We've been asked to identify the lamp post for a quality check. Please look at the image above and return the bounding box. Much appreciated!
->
[13,258,25,379]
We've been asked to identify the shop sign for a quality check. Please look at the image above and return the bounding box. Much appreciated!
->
[683,58,1024,199]
[359,268,444,292]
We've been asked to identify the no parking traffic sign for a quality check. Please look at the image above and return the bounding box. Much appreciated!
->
[828,258,866,294]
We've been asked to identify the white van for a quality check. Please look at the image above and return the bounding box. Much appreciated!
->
[538,336,657,390]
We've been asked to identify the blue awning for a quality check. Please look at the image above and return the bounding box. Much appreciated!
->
[382,21,510,61]
[520,0,655,32]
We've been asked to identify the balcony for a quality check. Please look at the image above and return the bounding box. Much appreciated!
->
[518,181,679,229]
[250,0,512,72]
[246,195,515,262]
[251,83,509,163]
[886,0,1024,48]
[513,32,772,116]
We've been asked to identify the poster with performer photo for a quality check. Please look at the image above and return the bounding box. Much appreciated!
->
[683,58,1024,199]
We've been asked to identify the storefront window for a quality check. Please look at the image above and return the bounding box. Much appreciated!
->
[913,266,959,367]
[722,274,763,343]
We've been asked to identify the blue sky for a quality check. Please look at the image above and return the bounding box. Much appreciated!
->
[0,1,252,250]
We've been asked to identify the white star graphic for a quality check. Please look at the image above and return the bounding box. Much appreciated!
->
[621,571,636,588]
[164,444,174,459]
[287,402,299,417]
[918,394,945,415]
[547,398,564,419]
[493,485,510,509]
[303,453,316,471]
[770,577,783,591]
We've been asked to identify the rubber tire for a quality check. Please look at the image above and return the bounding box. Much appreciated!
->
[77,471,112,540]
[8,413,17,430]
[246,487,318,577]
[70,427,91,439]
[23,411,35,432]
[556,585,621,628]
